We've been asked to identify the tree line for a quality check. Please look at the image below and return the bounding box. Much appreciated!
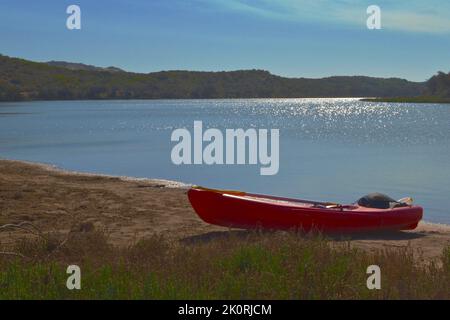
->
[1,54,443,102]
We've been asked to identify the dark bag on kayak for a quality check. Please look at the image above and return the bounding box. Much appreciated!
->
[357,193,408,209]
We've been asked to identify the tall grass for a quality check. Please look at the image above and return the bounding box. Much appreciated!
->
[0,231,449,299]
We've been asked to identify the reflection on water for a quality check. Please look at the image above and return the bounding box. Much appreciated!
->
[0,98,449,223]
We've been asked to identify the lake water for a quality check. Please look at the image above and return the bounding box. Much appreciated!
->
[1,98,449,224]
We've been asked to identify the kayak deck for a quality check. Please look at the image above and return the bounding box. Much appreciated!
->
[227,194,359,211]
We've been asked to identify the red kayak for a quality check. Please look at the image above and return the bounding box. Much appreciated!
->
[188,187,423,233]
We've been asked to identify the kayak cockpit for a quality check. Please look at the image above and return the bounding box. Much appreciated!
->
[224,193,359,211]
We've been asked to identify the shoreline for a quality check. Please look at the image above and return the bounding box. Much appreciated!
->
[0,158,192,189]
[2,158,449,227]
[360,97,450,104]
[1,159,449,261]
[0,97,365,103]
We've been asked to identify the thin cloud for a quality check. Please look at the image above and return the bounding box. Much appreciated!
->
[199,0,450,33]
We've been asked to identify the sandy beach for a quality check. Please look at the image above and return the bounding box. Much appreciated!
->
[1,159,449,261]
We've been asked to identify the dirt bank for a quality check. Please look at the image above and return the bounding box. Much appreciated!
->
[1,159,449,261]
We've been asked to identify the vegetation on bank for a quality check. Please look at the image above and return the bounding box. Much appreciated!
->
[0,54,424,101]
[363,71,450,104]
[361,96,450,104]
[0,230,449,299]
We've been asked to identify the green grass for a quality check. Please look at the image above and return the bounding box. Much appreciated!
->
[0,231,449,299]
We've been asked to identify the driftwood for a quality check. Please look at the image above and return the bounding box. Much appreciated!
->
[0,221,72,260]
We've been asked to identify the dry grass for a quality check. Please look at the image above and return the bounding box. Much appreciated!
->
[0,229,449,300]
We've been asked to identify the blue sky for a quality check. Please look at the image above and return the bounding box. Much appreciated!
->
[0,0,449,81]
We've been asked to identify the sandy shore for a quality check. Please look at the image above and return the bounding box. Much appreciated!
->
[1,159,449,261]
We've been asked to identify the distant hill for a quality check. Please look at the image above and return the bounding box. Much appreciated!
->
[46,61,124,73]
[425,71,450,98]
[0,54,427,101]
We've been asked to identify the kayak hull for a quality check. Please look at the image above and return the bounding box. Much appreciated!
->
[187,188,423,233]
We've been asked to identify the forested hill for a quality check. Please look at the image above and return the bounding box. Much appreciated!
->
[46,61,124,73]
[0,54,426,101]
[425,71,450,98]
